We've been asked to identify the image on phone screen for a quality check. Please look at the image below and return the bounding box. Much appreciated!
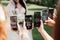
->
[34,12,41,27]
[10,16,18,31]
[48,9,54,19]
[42,9,48,23]
[25,15,32,30]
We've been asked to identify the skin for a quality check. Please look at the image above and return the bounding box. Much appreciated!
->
[0,4,7,40]
[44,14,56,27]
[15,0,19,3]
[37,20,53,40]
[45,17,55,27]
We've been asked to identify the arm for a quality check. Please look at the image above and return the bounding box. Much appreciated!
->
[0,20,7,40]
[39,29,53,40]
[37,20,53,40]
[0,4,7,40]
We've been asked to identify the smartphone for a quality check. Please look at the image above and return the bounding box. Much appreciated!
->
[48,9,54,19]
[34,12,41,27]
[42,9,48,23]
[10,16,18,31]
[25,15,32,30]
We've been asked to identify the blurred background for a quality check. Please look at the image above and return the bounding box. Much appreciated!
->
[0,0,57,40]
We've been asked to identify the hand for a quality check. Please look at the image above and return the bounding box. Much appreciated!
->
[17,21,32,33]
[45,17,55,27]
[37,20,44,32]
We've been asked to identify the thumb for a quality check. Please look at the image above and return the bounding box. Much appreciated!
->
[40,20,43,26]
[48,17,51,20]
[23,21,26,29]
[17,23,21,31]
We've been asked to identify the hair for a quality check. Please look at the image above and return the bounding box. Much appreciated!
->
[0,4,7,40]
[13,0,26,15]
[53,0,60,40]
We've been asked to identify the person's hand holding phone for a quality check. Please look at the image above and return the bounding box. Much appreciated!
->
[37,20,44,32]
[37,20,53,40]
[44,17,55,27]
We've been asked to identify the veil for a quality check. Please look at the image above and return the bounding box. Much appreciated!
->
[6,0,15,12]
[6,0,16,17]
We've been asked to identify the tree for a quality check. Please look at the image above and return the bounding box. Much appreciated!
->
[41,0,57,8]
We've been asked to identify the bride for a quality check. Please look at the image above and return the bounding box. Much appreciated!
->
[6,0,33,40]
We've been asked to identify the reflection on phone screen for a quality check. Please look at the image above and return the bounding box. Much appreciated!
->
[25,15,32,30]
[42,9,48,23]
[10,16,18,31]
[34,12,41,27]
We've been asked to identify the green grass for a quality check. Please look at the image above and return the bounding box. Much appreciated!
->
[3,2,52,40]
[32,28,44,40]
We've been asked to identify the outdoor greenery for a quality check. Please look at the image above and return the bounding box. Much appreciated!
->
[32,25,52,40]
[1,0,58,8]
[27,0,57,8]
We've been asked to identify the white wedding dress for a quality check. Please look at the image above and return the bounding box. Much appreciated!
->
[6,1,33,40]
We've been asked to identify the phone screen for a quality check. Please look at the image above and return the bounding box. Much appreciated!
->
[10,16,18,31]
[34,12,41,27]
[42,9,48,23]
[25,15,32,30]
[48,9,54,19]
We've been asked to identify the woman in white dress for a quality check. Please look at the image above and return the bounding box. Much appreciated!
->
[6,0,33,40]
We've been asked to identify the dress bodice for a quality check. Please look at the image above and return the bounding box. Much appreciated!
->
[15,8,25,23]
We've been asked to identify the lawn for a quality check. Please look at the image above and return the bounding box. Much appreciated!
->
[3,2,52,40]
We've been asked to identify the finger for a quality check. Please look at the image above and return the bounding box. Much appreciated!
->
[45,20,48,22]
[48,17,51,20]
[40,20,43,23]
[44,23,47,24]
[53,14,56,20]
[23,21,26,29]
[44,20,50,25]
[53,13,56,17]
[40,20,43,26]
[17,23,20,31]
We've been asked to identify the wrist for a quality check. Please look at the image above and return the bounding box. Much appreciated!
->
[38,28,45,33]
